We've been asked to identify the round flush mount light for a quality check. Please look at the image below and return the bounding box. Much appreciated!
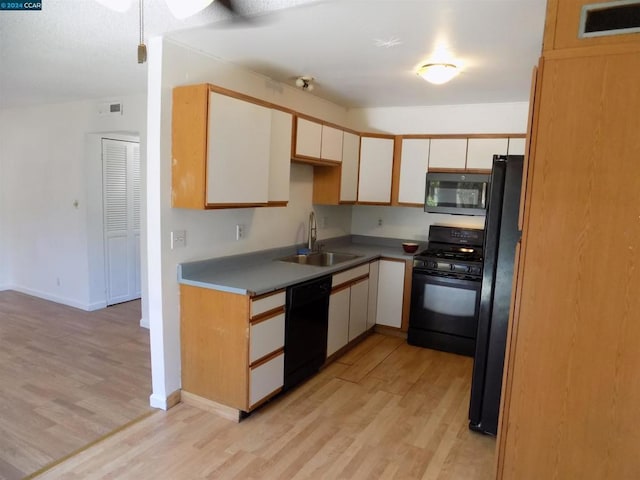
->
[295,76,315,91]
[417,63,459,85]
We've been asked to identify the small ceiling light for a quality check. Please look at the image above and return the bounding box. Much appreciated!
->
[417,63,459,85]
[295,76,315,91]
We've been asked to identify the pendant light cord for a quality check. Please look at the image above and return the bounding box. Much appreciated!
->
[139,0,144,45]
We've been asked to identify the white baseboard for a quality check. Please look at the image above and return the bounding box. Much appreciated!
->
[149,390,181,410]
[139,316,150,329]
[87,300,108,311]
[9,285,94,311]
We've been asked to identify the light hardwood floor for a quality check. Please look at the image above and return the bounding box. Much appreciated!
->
[0,291,151,480]
[35,333,495,479]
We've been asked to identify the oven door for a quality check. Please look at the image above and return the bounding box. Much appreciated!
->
[408,270,481,356]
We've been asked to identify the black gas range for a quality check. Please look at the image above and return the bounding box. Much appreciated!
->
[413,226,484,279]
[408,226,485,357]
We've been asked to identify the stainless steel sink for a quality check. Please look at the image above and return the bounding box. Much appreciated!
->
[277,251,361,267]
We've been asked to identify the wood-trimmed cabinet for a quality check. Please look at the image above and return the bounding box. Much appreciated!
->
[395,134,527,206]
[357,135,395,204]
[172,84,292,209]
[293,117,344,165]
[496,2,640,478]
[327,264,371,357]
[180,285,286,417]
[312,131,360,205]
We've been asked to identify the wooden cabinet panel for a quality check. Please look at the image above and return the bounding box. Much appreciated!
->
[466,138,508,170]
[249,352,284,407]
[321,125,343,163]
[348,278,369,341]
[295,117,322,158]
[497,51,640,479]
[207,92,271,205]
[428,138,467,169]
[376,260,405,328]
[180,285,249,410]
[340,132,360,202]
[358,136,394,204]
[398,138,430,204]
[269,110,293,204]
[327,287,350,357]
[249,313,285,364]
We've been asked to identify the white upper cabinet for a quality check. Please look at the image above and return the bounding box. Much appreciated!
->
[294,117,322,158]
[466,138,509,170]
[268,110,292,203]
[507,137,526,155]
[321,125,344,163]
[340,131,360,202]
[294,117,343,164]
[207,92,271,205]
[428,139,467,170]
[398,138,430,204]
[358,136,395,204]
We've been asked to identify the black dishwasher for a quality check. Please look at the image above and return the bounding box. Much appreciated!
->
[284,275,331,391]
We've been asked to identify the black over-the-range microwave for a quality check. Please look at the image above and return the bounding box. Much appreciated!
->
[424,172,490,216]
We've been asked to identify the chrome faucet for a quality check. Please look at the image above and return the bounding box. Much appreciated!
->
[307,211,317,251]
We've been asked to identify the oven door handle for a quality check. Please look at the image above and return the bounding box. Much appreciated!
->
[413,271,481,289]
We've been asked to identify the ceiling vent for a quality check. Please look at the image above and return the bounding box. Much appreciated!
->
[98,101,123,116]
[579,0,640,38]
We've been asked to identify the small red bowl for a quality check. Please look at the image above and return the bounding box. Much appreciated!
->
[402,242,419,254]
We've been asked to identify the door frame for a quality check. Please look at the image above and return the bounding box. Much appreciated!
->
[85,132,140,312]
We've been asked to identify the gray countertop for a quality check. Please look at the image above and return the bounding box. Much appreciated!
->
[178,235,423,296]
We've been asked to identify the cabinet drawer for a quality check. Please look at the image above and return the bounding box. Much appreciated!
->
[250,291,286,318]
[249,352,284,407]
[332,264,369,288]
[250,313,285,364]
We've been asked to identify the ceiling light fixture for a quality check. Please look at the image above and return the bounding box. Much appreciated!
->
[295,76,315,91]
[417,63,459,85]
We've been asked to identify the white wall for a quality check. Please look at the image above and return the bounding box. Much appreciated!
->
[0,94,147,310]
[347,102,529,134]
[0,140,7,289]
[347,102,529,238]
[146,38,352,408]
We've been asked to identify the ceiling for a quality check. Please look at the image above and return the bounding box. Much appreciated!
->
[0,0,546,110]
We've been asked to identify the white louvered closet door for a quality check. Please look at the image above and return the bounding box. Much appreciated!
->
[103,139,141,305]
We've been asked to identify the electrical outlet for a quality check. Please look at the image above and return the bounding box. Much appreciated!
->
[171,230,186,249]
[378,218,383,226]
[321,216,328,229]
[236,224,245,240]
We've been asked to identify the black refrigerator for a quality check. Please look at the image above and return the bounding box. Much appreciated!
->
[468,154,524,436]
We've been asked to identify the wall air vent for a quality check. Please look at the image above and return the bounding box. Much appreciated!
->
[579,0,640,38]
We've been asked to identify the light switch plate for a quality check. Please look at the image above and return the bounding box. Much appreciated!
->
[171,230,186,249]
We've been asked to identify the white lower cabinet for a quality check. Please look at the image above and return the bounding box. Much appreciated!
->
[327,287,350,357]
[376,260,405,328]
[249,352,284,407]
[249,312,285,363]
[348,278,369,341]
[367,261,380,330]
[327,264,372,357]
